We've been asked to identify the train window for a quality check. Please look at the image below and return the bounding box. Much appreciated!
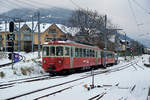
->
[101,51,104,57]
[75,48,77,57]
[95,51,97,57]
[42,47,46,56]
[50,46,55,56]
[75,48,79,57]
[56,46,63,56]
[87,49,90,57]
[99,51,101,57]
[91,50,93,57]
[107,52,112,58]
[43,47,49,56]
[83,49,86,57]
[65,47,70,56]
[93,50,95,57]
[90,50,92,57]
[79,48,82,57]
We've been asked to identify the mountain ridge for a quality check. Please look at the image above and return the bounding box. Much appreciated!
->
[0,7,73,26]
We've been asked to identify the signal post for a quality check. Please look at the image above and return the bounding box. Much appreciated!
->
[8,21,15,69]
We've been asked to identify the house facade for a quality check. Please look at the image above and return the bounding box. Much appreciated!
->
[0,22,68,52]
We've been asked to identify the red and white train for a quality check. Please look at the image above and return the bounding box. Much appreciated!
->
[42,40,117,75]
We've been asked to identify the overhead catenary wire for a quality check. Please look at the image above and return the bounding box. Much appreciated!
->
[14,0,39,9]
[128,0,150,37]
[69,0,82,9]
[132,0,150,15]
[127,0,141,33]
[5,0,24,8]
[0,0,14,10]
[25,0,55,8]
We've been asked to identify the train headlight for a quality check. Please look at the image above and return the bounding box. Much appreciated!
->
[43,60,46,64]
[58,60,62,64]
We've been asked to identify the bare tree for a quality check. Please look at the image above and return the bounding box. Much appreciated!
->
[69,9,117,50]
[69,9,105,35]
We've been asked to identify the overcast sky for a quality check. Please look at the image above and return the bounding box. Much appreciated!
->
[0,0,150,47]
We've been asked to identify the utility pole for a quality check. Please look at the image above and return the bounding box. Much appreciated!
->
[18,18,21,52]
[91,68,94,89]
[125,33,127,60]
[104,15,107,68]
[32,15,34,52]
[115,30,119,63]
[37,11,41,58]
[114,29,122,63]
[5,21,7,52]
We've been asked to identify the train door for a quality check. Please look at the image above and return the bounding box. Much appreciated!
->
[97,50,101,65]
[70,46,74,69]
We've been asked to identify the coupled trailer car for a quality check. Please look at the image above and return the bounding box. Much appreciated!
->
[42,40,116,75]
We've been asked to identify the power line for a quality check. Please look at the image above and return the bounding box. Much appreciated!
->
[14,0,39,9]
[69,0,82,9]
[0,0,14,10]
[5,0,24,9]
[127,0,141,33]
[132,0,150,15]
[26,0,54,8]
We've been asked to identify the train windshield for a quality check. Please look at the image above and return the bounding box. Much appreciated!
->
[56,46,63,56]
[50,46,55,56]
[43,46,64,57]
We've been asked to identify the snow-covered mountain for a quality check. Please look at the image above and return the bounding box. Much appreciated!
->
[0,7,73,26]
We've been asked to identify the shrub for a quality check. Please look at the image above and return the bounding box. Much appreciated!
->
[0,72,5,78]
[21,67,27,75]
[40,70,44,74]
[13,70,17,75]
[26,67,34,74]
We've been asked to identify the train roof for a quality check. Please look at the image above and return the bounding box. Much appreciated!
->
[43,40,101,50]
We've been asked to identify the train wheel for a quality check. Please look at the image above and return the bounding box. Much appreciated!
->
[49,72,57,76]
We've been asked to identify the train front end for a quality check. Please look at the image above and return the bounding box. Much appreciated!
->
[42,43,70,74]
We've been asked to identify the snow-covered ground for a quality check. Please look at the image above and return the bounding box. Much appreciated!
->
[0,52,46,81]
[0,52,150,100]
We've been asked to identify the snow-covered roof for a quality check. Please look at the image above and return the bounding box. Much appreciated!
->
[0,21,9,32]
[56,24,79,36]
[0,21,79,36]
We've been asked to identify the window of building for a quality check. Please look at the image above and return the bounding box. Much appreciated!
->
[48,29,56,34]
[22,28,31,34]
[24,35,31,40]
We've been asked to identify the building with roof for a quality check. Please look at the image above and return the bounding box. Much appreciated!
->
[0,22,79,52]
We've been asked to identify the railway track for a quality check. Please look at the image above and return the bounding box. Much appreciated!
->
[0,54,23,68]
[4,60,138,100]
[0,62,14,68]
[83,60,138,77]
[0,74,49,89]
[33,82,83,100]
[0,74,66,90]
[89,92,107,100]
